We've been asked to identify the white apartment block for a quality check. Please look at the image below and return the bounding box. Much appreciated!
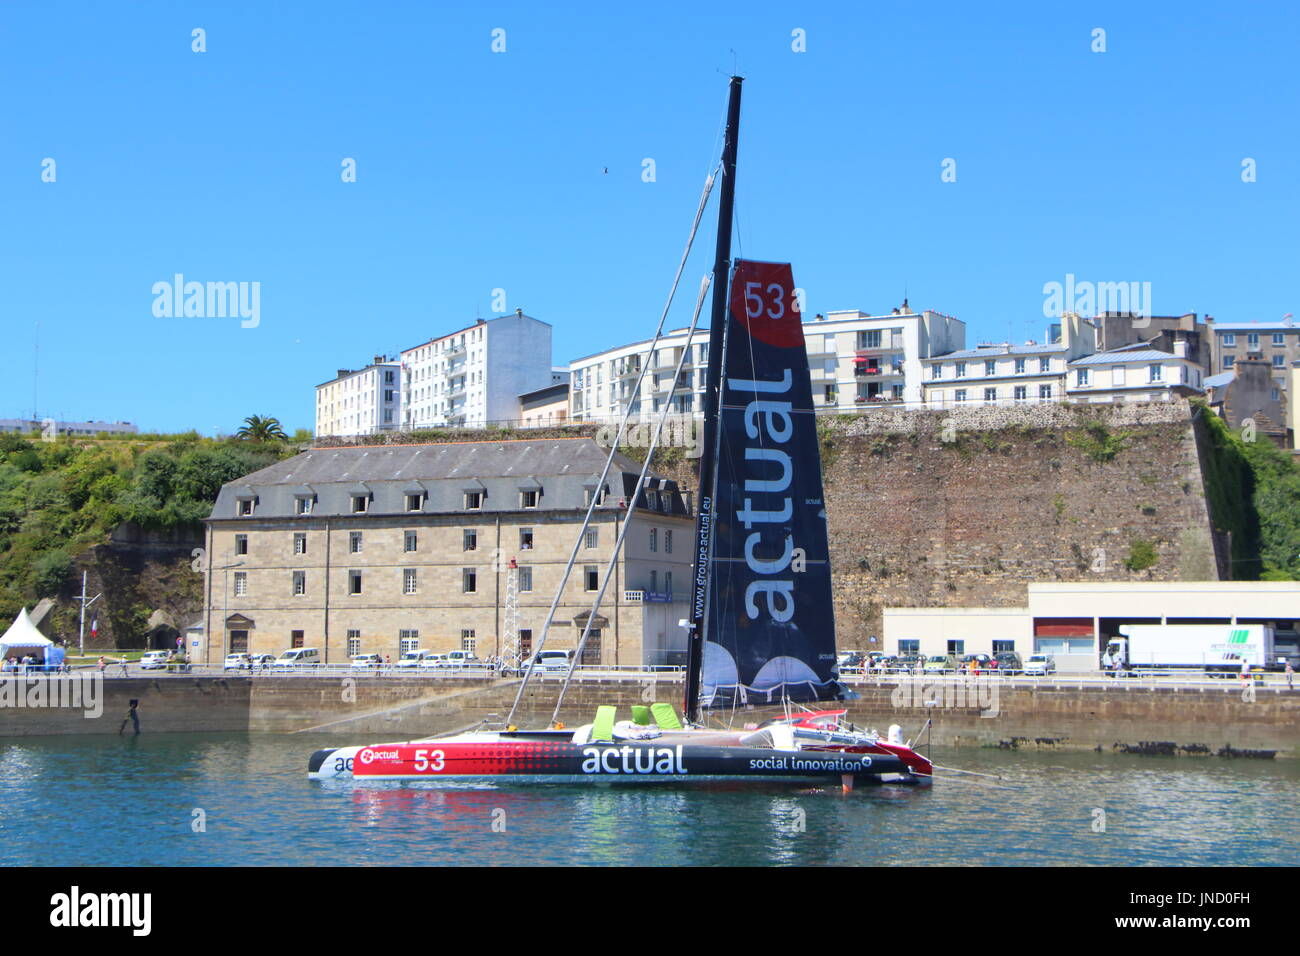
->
[315,360,402,438]
[921,314,1094,407]
[1066,341,1206,403]
[400,310,553,429]
[566,302,964,422]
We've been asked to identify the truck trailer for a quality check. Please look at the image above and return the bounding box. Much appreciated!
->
[1104,624,1277,673]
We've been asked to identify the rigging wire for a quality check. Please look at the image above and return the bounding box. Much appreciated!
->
[503,161,722,728]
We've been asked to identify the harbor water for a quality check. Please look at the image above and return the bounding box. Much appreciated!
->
[2,733,1297,866]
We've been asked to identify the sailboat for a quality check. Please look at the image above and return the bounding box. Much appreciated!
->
[307,77,932,789]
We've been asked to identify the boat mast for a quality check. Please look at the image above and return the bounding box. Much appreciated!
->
[683,74,743,725]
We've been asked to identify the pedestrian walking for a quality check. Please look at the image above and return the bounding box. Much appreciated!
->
[1286,660,1294,690]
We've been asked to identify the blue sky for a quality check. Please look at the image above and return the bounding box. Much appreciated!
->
[2,1,1297,434]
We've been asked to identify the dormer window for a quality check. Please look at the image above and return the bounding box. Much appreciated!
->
[295,496,313,515]
[351,495,368,514]
[465,490,483,510]
[520,489,539,509]
[405,493,424,512]
[237,497,255,516]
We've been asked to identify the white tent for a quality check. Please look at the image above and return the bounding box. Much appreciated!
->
[0,608,55,654]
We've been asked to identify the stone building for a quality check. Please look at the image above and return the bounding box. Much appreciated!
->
[200,438,694,667]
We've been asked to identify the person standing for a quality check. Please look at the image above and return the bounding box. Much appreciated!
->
[1286,660,1295,691]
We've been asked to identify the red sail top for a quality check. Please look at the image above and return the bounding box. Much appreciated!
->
[729,260,805,350]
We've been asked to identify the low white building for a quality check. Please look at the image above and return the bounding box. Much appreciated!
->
[883,581,1300,672]
[314,359,402,438]
[1066,341,1205,403]
[400,311,553,429]
[566,302,964,423]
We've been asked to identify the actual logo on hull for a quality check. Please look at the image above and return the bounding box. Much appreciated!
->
[580,745,686,775]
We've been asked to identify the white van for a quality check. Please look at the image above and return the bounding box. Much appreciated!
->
[273,647,322,668]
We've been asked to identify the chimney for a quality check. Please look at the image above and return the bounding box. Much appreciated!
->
[515,308,523,317]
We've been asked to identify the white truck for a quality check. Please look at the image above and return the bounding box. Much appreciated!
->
[1104,624,1277,673]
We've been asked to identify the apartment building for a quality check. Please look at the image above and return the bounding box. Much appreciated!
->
[400,311,553,429]
[1066,341,1206,403]
[314,359,402,438]
[0,419,139,436]
[200,438,694,668]
[566,302,964,422]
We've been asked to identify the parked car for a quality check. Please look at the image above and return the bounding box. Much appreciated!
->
[893,654,923,673]
[533,650,573,673]
[922,654,958,674]
[249,653,276,669]
[961,653,994,671]
[395,650,434,669]
[433,650,485,670]
[350,653,383,670]
[417,653,450,670]
[837,651,866,672]
[1023,654,1056,676]
[994,651,1022,673]
[273,647,322,668]
[139,651,169,671]
[223,653,251,671]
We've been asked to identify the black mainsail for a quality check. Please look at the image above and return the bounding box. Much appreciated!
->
[684,77,843,720]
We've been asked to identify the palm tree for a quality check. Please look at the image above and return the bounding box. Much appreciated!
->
[236,416,288,443]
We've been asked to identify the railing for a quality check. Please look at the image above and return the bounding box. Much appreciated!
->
[839,668,1294,690]
[63,663,690,680]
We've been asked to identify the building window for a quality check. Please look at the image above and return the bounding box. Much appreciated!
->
[347,630,361,657]
[349,532,363,553]
[665,571,673,596]
[955,361,966,378]
[461,630,476,655]
[1273,333,1285,346]
[984,360,996,376]
[404,531,418,552]
[954,389,967,403]
[1272,388,1281,402]
[463,568,477,593]
[1039,384,1053,399]
[1223,356,1235,369]
[898,639,920,656]
[649,528,658,552]
[1014,359,1026,374]
[293,532,307,555]
[1273,355,1285,368]
[1113,365,1127,386]
[519,629,532,656]
[584,528,598,549]
[520,489,539,509]
[520,528,534,550]
[351,495,368,514]
[348,570,362,595]
[400,630,420,653]
[235,534,248,556]
[1247,333,1260,348]
[1076,368,1090,386]
[405,493,424,512]
[238,498,255,516]
[291,630,304,649]
[293,571,306,596]
[295,496,313,515]
[463,529,477,551]
[518,566,533,592]
[586,486,607,507]
[929,364,941,380]
[465,490,483,510]
[404,569,418,595]
[650,570,657,592]
[1040,357,1051,373]
[584,566,599,591]
[233,571,247,597]
[1223,333,1236,347]
[664,529,673,554]
[1148,364,1163,383]
[1014,385,1027,401]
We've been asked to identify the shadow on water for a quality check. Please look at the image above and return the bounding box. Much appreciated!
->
[1,733,1296,866]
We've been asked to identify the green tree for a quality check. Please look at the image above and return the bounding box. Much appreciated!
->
[236,416,288,443]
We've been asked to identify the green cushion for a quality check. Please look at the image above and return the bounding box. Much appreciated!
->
[591,705,617,742]
[650,702,682,730]
[631,704,652,725]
